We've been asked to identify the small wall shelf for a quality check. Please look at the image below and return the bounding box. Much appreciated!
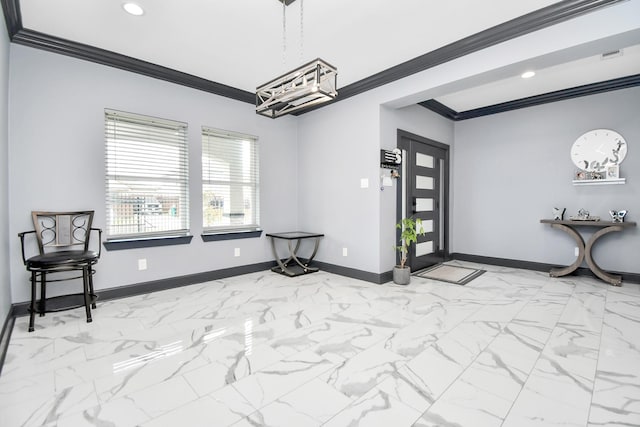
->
[572,178,625,186]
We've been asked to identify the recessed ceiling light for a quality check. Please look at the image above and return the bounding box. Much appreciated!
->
[521,71,536,79]
[123,2,144,16]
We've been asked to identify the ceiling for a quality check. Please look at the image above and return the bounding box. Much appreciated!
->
[4,0,640,118]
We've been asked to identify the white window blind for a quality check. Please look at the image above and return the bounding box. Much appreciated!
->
[105,109,189,239]
[202,127,260,233]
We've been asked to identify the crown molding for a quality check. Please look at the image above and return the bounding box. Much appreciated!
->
[417,100,461,121]
[1,0,629,114]
[420,73,640,121]
[297,0,627,114]
[10,28,255,104]
[1,0,20,36]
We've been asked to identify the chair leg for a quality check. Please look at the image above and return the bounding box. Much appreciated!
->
[29,271,36,332]
[83,266,92,324]
[89,266,96,309]
[39,272,46,317]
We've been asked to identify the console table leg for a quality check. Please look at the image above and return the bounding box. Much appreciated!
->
[585,225,624,286]
[549,223,585,277]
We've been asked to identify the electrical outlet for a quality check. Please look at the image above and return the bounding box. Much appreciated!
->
[342,247,348,257]
[360,178,369,188]
[574,247,579,257]
[138,258,147,270]
[234,248,241,257]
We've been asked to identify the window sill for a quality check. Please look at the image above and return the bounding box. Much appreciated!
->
[104,235,193,251]
[201,230,263,242]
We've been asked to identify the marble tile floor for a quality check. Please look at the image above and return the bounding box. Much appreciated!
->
[1,261,639,427]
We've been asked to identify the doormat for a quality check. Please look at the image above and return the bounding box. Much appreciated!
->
[414,264,485,285]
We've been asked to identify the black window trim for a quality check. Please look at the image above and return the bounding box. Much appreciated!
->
[104,235,193,251]
[201,230,263,242]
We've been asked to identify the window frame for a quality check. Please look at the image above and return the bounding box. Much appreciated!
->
[104,109,190,245]
[201,127,261,237]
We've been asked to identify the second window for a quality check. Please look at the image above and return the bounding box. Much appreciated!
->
[202,127,260,234]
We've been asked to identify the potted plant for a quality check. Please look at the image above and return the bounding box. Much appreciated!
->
[393,217,425,285]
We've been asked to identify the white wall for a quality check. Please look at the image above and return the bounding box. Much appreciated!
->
[8,45,299,303]
[453,87,640,274]
[0,16,12,321]
[296,90,383,273]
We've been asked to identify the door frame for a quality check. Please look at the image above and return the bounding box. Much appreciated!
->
[396,129,451,268]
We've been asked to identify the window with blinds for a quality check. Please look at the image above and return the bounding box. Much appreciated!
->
[105,109,189,239]
[202,127,260,233]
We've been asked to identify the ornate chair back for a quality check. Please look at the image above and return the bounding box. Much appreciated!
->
[31,211,94,255]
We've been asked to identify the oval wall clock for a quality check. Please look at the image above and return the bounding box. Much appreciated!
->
[571,129,627,172]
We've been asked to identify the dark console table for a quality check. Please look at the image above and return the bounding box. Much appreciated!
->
[540,219,636,286]
[266,231,324,277]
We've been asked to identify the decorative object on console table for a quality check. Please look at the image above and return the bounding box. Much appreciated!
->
[266,231,324,277]
[540,218,636,286]
[393,217,425,285]
[569,208,599,221]
[609,209,628,223]
[552,207,565,221]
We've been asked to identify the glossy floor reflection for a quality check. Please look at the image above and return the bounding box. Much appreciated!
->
[1,261,639,426]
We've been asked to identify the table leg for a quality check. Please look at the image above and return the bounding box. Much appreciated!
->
[549,223,585,277]
[281,240,301,267]
[269,236,296,276]
[308,237,321,264]
[287,238,320,273]
[585,225,624,286]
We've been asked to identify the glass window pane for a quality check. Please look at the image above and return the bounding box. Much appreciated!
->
[421,220,434,233]
[416,198,433,212]
[416,175,434,190]
[416,153,434,168]
[416,241,434,257]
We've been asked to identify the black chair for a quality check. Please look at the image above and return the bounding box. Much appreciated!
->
[18,211,102,332]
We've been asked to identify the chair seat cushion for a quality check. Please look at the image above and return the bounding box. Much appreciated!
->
[27,250,99,268]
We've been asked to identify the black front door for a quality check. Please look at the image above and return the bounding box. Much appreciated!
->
[398,130,450,272]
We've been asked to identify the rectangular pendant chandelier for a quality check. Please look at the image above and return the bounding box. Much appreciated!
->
[256,58,338,118]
